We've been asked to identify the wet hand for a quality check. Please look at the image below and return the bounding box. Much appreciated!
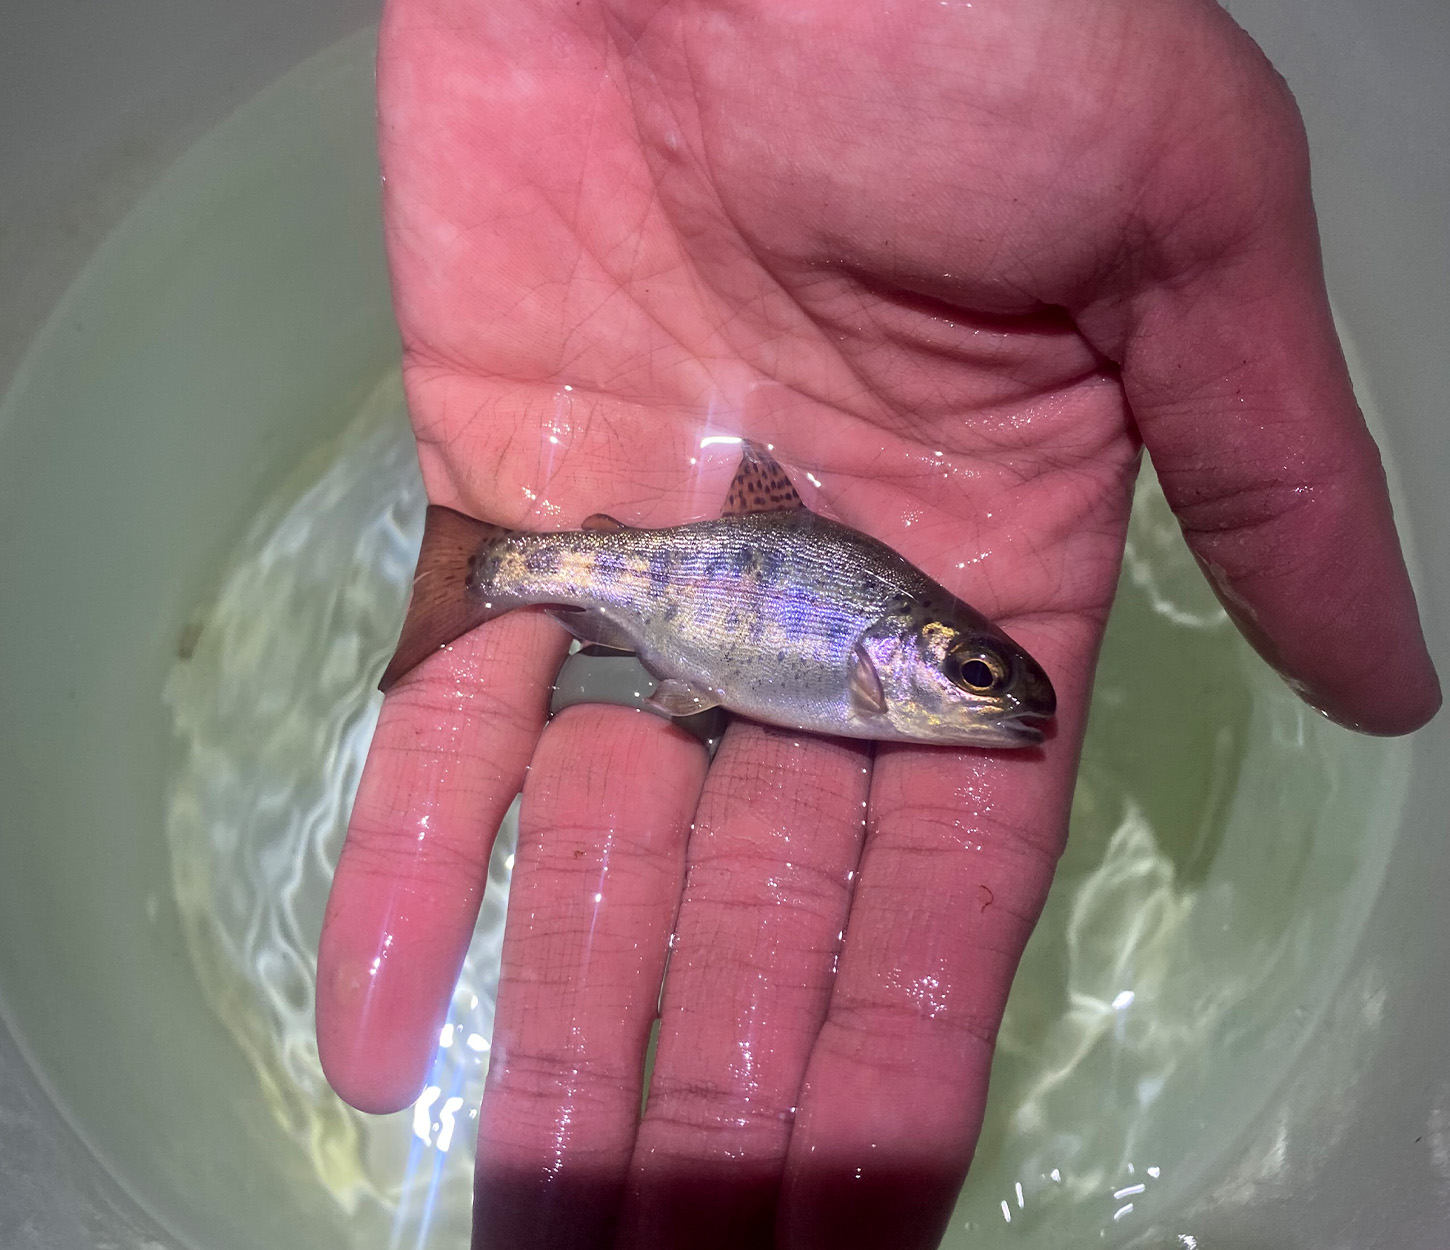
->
[317,1,1439,1246]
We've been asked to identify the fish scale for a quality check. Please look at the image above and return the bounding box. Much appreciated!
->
[505,516,874,702]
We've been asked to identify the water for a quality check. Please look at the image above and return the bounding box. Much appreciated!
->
[160,368,1408,1249]
[0,23,1412,1250]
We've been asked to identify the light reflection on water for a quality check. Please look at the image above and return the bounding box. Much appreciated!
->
[163,369,1404,1248]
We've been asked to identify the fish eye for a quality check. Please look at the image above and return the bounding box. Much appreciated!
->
[949,650,1007,693]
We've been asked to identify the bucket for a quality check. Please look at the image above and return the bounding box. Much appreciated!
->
[1,3,1446,1246]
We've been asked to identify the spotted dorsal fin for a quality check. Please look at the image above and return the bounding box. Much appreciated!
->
[722,441,804,516]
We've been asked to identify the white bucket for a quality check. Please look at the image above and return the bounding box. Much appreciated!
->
[1,2,1445,1246]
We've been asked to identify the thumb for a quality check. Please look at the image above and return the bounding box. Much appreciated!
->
[1082,33,1439,736]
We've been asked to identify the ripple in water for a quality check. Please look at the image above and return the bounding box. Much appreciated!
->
[163,370,1404,1248]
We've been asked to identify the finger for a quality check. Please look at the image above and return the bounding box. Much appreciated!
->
[316,616,567,1114]
[472,705,708,1250]
[618,723,872,1249]
[1080,58,1438,735]
[778,637,1092,1250]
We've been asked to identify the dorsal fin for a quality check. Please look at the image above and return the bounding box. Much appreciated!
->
[581,512,632,532]
[722,441,804,516]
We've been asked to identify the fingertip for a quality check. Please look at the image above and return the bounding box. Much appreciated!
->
[315,916,448,1115]
[1399,664,1443,734]
[1305,647,1442,738]
[320,1059,431,1119]
[317,1014,433,1117]
[1201,537,1442,739]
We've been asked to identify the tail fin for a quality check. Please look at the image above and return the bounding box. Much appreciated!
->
[379,505,512,692]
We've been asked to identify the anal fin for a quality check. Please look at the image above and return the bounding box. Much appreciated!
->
[645,678,721,717]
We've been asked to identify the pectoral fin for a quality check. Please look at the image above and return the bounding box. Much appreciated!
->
[722,442,805,516]
[645,678,721,717]
[848,643,888,716]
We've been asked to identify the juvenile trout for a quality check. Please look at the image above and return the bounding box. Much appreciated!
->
[381,445,1055,747]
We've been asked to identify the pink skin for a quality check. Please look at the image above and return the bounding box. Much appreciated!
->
[316,0,1440,1246]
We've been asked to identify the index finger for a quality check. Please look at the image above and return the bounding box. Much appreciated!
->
[777,641,1093,1250]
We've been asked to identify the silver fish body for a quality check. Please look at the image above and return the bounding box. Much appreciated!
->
[394,506,1055,748]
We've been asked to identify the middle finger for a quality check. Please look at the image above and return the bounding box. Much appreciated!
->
[474,704,709,1249]
[618,722,872,1248]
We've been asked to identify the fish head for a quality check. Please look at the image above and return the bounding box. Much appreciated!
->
[856,595,1056,748]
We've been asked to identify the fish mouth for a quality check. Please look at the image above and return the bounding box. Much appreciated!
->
[990,712,1054,747]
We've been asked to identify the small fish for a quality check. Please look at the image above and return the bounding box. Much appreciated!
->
[381,444,1055,747]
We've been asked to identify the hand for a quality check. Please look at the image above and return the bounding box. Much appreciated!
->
[316,1,1439,1246]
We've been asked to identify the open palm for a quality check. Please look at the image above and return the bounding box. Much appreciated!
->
[317,1,1437,1246]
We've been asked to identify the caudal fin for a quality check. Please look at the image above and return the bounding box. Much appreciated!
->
[379,505,512,692]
